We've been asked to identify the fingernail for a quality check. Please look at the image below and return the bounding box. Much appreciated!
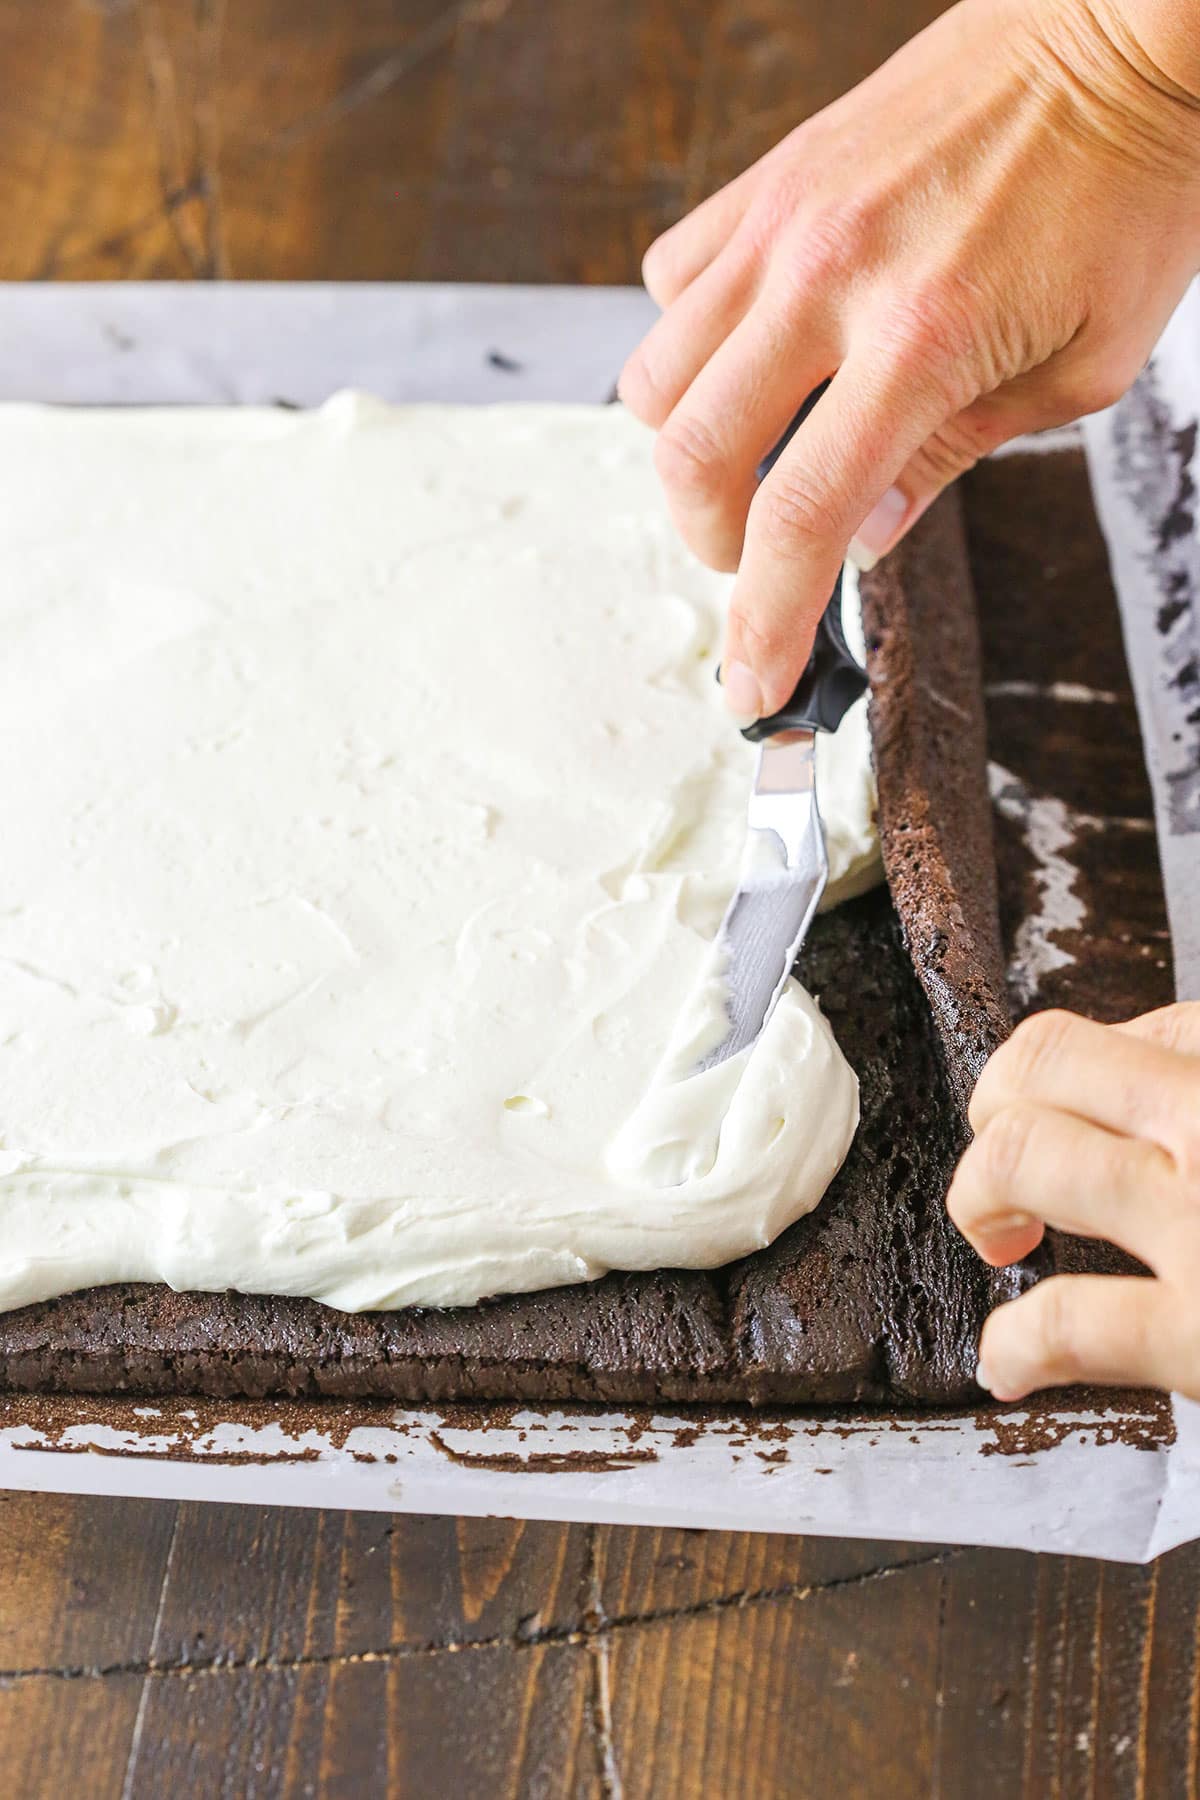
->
[721,660,763,724]
[975,1359,994,1395]
[848,486,909,570]
[980,1210,1037,1237]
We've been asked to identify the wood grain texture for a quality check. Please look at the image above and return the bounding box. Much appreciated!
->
[0,0,949,284]
[1,1494,1199,1797]
[2,0,1200,1796]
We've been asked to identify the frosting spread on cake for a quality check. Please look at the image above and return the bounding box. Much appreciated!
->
[0,397,881,1312]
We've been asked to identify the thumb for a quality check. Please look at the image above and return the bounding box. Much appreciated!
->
[977,1274,1178,1401]
[723,352,969,721]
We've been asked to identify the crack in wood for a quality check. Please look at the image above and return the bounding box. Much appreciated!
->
[256,0,508,158]
[35,170,676,285]
[1135,1557,1159,1796]
[1183,1563,1199,1800]
[583,1526,623,1800]
[193,0,228,279]
[930,1560,950,1799]
[136,0,228,278]
[0,1547,961,1689]
[1084,1566,1104,1791]
[39,174,211,279]
[1021,1558,1045,1795]
[119,1501,181,1800]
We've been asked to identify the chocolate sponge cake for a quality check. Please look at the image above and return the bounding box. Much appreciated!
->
[0,447,1162,1406]
[861,497,1012,1113]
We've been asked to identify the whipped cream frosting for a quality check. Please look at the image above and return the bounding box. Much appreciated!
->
[0,396,881,1313]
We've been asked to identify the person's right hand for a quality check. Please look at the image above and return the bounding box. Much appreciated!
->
[619,0,1200,723]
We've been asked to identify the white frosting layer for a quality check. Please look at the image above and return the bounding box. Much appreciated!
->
[821,563,884,905]
[0,397,881,1312]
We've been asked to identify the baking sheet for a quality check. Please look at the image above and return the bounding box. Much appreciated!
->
[0,280,1195,1562]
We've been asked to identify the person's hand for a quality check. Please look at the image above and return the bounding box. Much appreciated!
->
[946,1004,1200,1400]
[619,0,1200,723]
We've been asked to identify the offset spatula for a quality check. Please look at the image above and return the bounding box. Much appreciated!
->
[697,384,868,1073]
[698,583,867,1072]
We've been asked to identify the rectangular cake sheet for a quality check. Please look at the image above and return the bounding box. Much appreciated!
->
[0,279,1195,1563]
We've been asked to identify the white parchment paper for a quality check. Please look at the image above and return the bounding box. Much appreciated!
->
[0,280,1194,1562]
[1084,278,1200,1001]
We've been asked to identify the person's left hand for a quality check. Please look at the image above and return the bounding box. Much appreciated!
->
[947,1003,1200,1401]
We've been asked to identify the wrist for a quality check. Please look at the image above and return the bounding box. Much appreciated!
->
[1091,0,1200,105]
[1027,0,1200,191]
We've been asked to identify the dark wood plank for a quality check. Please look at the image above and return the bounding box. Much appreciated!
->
[0,0,195,280]
[0,0,958,284]
[1142,1552,1200,1800]
[122,1642,597,1799]
[143,1505,592,1664]
[602,1545,948,1798]
[0,1492,180,1798]
[680,0,948,204]
[432,0,705,189]
[215,0,458,281]
[2,1501,1197,1797]
[931,1549,1196,1800]
[0,1492,177,1671]
[594,1522,945,1621]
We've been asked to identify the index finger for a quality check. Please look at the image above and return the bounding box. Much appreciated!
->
[970,1010,1200,1171]
[725,347,962,717]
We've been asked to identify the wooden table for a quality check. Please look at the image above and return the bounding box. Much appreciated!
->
[0,2,1197,1793]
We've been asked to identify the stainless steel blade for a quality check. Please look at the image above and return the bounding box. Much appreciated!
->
[695,729,828,1072]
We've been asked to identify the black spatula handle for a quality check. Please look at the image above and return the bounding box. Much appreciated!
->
[738,573,867,741]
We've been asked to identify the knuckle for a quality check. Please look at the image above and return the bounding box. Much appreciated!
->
[968,1042,1004,1131]
[909,421,981,489]
[653,413,729,505]
[1121,1007,1200,1179]
[751,467,842,560]
[1006,1008,1077,1092]
[773,198,869,291]
[1068,353,1144,418]
[887,278,974,362]
[977,1104,1040,1196]
[1135,1002,1200,1054]
[727,604,778,661]
[1123,1291,1162,1373]
[878,282,980,410]
[741,176,806,260]
[678,514,744,576]
[1165,1292,1200,1378]
[1051,325,1147,418]
[945,1143,983,1229]
[618,345,670,425]
[705,538,744,576]
[826,189,874,255]
[1032,1278,1083,1383]
[1175,1116,1200,1186]
[1077,373,1128,417]
[641,227,686,304]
